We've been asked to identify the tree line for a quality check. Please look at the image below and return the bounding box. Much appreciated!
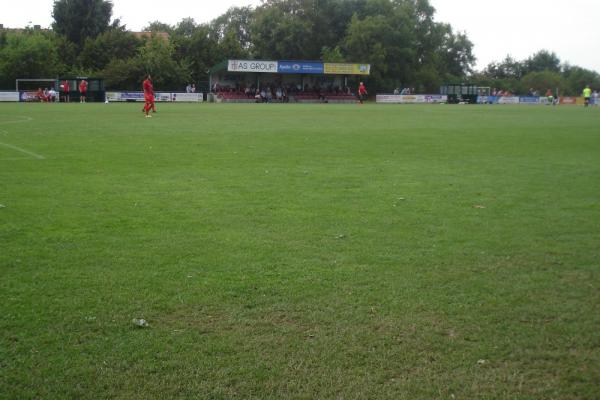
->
[0,0,598,94]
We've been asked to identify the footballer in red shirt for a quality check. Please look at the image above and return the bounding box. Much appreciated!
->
[79,79,88,103]
[62,80,70,103]
[358,82,368,104]
[143,74,156,117]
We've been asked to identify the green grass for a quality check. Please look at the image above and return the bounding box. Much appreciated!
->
[1,102,599,399]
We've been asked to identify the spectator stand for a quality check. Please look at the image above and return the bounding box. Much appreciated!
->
[208,60,370,104]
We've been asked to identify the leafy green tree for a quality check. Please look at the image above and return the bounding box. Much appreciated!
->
[524,50,561,74]
[210,6,254,51]
[79,26,141,71]
[138,36,191,90]
[169,22,220,84]
[521,70,565,95]
[143,21,173,34]
[251,4,316,59]
[52,0,113,48]
[173,18,198,38]
[345,11,416,91]
[218,29,249,60]
[321,46,345,62]
[483,55,524,79]
[562,65,600,95]
[0,32,65,89]
[101,57,145,90]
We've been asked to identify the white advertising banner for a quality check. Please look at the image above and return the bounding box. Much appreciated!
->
[105,92,121,101]
[376,94,447,104]
[172,93,203,102]
[155,92,173,102]
[0,92,20,102]
[105,92,202,102]
[498,96,520,104]
[228,59,278,73]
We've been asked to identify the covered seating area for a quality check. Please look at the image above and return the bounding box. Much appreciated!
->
[208,60,370,104]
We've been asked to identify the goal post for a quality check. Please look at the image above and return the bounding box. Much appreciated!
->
[16,78,57,92]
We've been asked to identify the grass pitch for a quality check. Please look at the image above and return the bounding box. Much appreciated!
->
[1,102,599,399]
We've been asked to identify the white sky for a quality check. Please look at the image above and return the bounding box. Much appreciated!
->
[2,0,599,72]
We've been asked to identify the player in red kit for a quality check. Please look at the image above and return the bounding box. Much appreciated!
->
[79,79,88,103]
[358,82,367,104]
[143,74,156,117]
[62,79,70,102]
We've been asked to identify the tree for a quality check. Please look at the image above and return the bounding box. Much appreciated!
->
[483,55,524,79]
[79,26,141,71]
[321,46,345,62]
[521,70,564,95]
[101,57,145,90]
[0,31,65,89]
[143,21,173,34]
[210,6,254,51]
[344,10,416,91]
[169,22,220,84]
[562,65,600,95]
[138,36,191,90]
[251,5,316,59]
[52,0,113,48]
[524,50,561,74]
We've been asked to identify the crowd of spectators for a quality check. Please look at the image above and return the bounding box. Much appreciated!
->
[185,83,196,93]
[213,82,355,103]
[35,87,58,102]
[393,87,415,95]
[491,88,515,96]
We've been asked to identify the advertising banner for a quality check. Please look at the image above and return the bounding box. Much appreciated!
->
[278,61,324,74]
[19,91,40,102]
[497,96,520,104]
[0,92,20,102]
[400,95,425,103]
[105,92,121,102]
[376,95,402,103]
[120,92,145,101]
[105,92,203,102]
[155,92,172,102]
[228,60,278,73]
[519,96,541,104]
[424,95,446,103]
[376,94,447,104]
[560,96,579,105]
[324,63,370,75]
[172,93,203,102]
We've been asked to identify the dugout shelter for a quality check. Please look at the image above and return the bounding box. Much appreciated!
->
[56,77,105,102]
[440,83,480,104]
[208,59,371,103]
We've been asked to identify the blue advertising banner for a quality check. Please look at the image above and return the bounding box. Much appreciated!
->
[120,92,145,101]
[278,61,324,74]
[519,96,540,104]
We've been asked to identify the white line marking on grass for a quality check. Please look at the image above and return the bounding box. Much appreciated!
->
[0,141,45,159]
[0,116,33,125]
[0,116,45,159]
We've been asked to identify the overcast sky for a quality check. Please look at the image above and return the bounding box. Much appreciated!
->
[3,0,600,72]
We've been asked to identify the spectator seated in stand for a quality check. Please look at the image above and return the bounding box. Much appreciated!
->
[36,88,48,102]
[48,88,57,102]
